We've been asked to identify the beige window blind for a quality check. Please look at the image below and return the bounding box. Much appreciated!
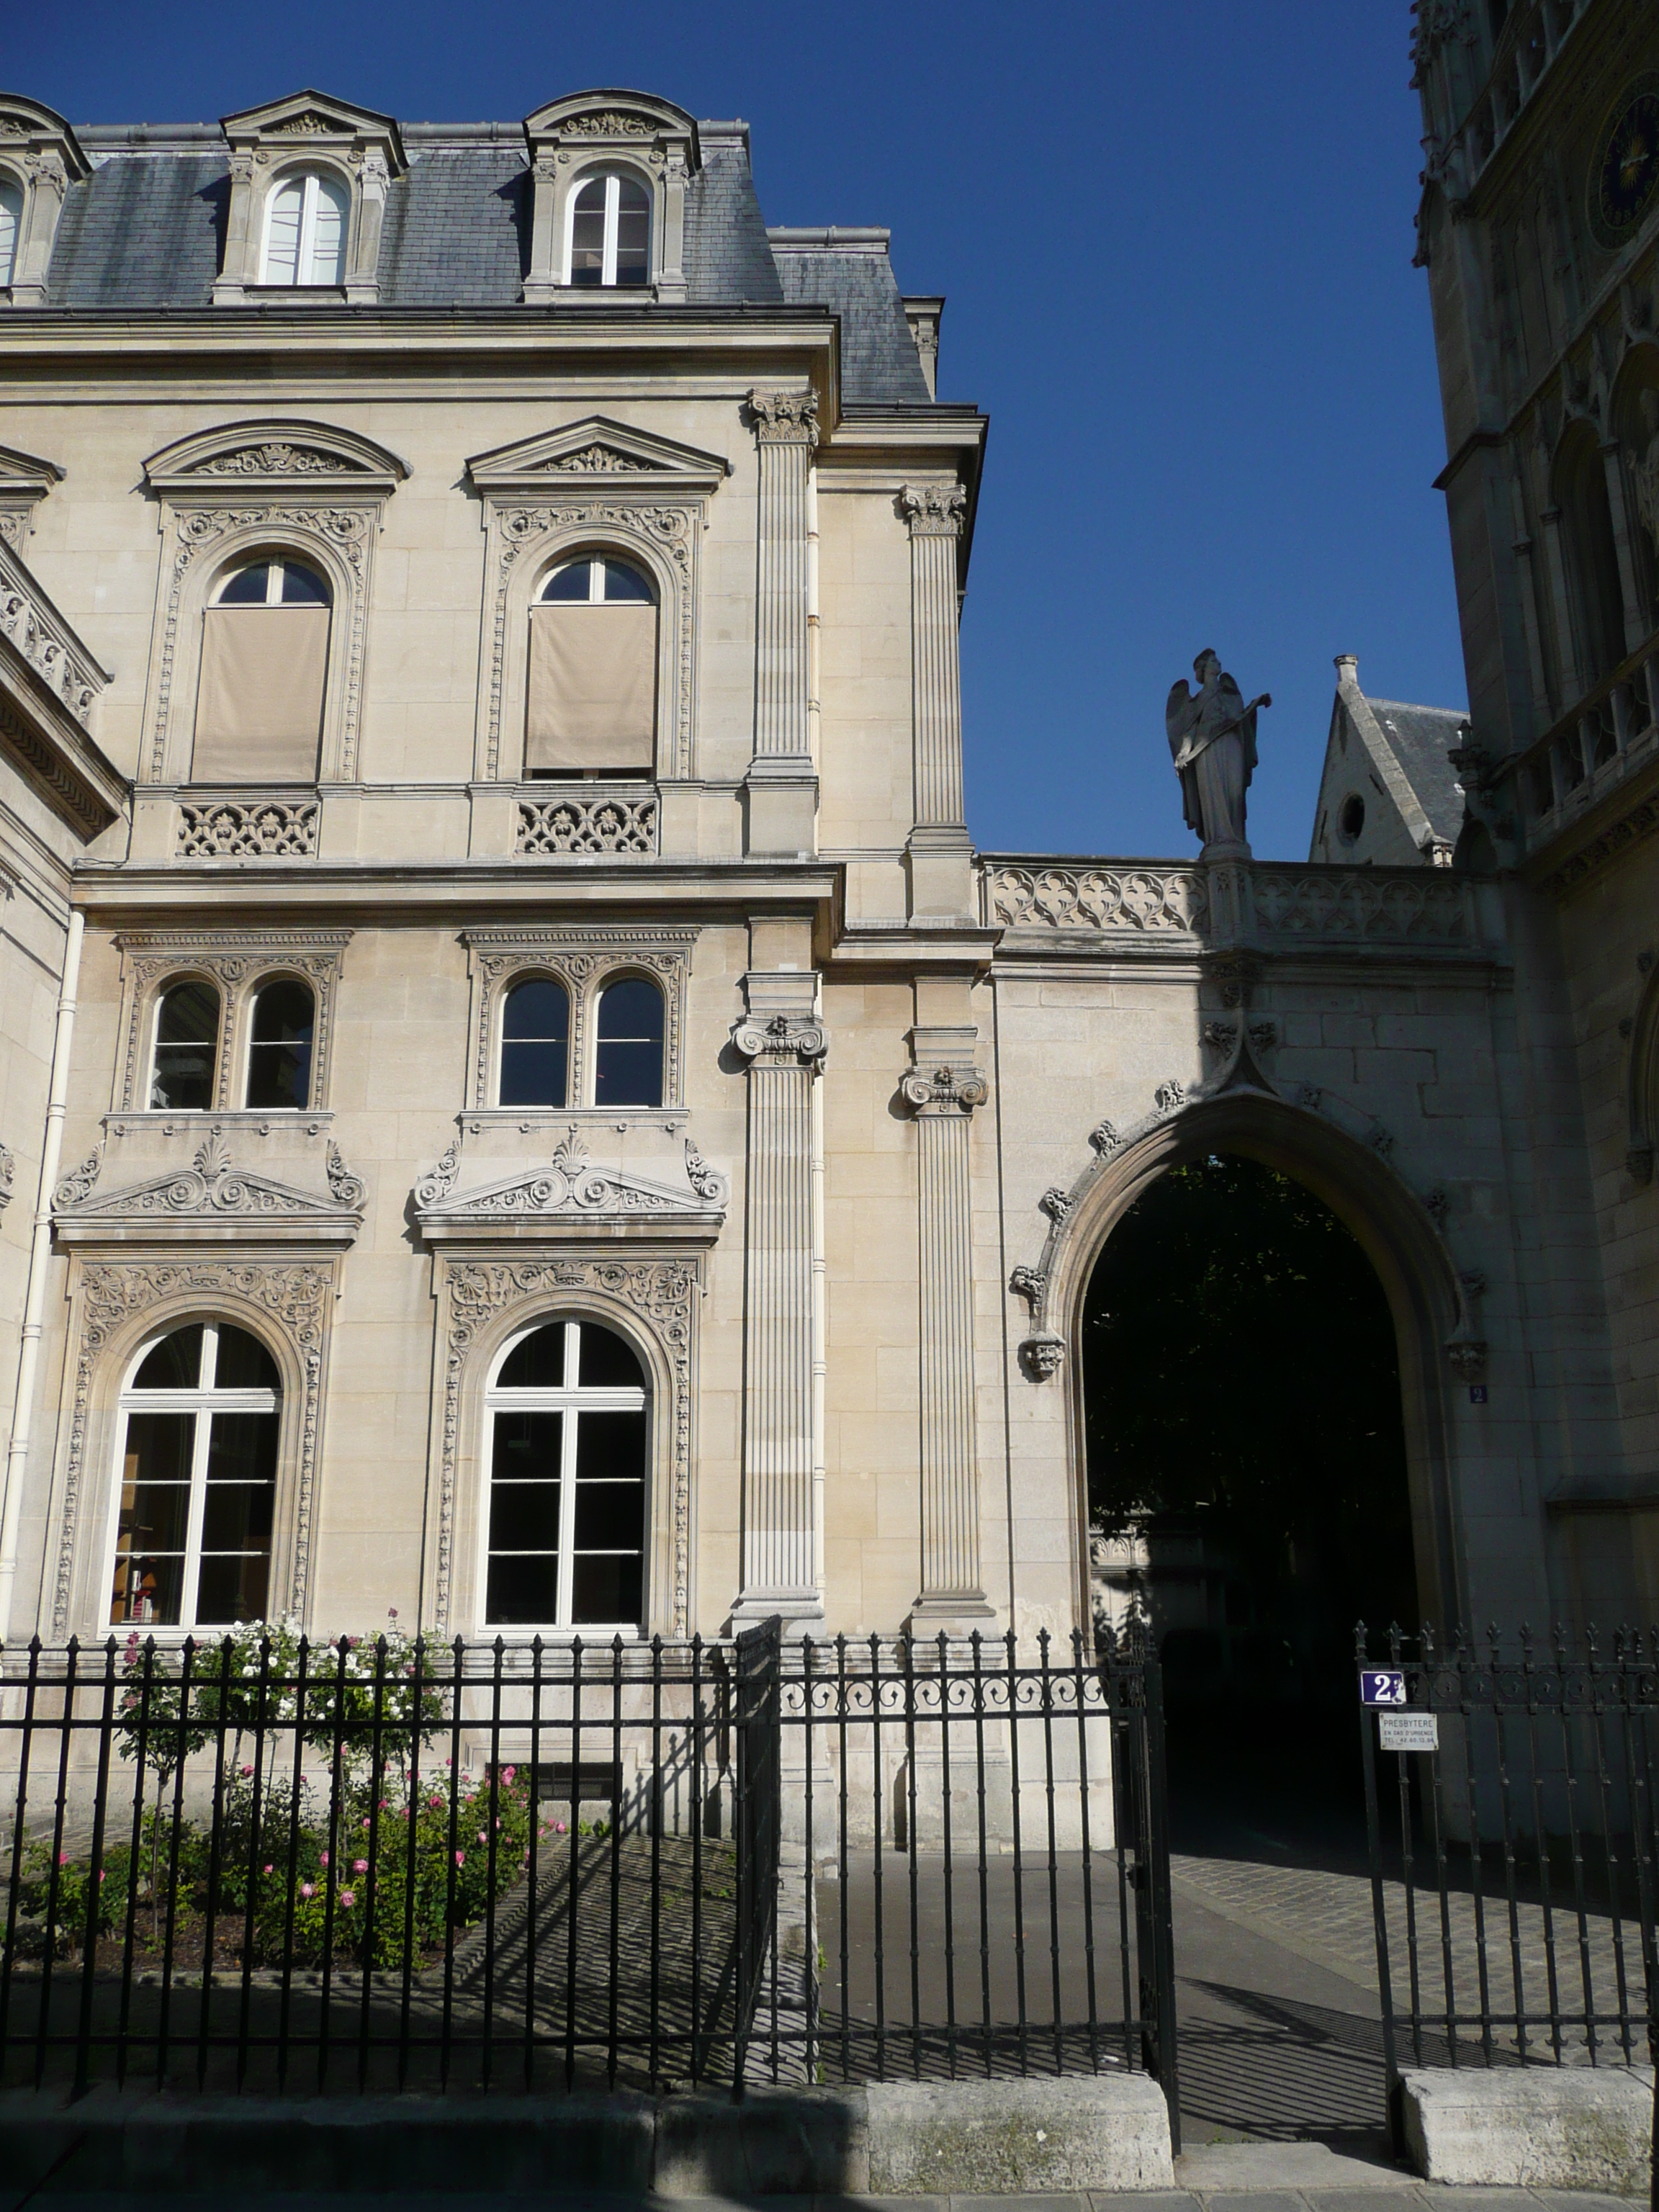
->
[526,602,656,773]
[193,606,329,782]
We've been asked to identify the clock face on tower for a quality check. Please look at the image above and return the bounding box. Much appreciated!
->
[1590,78,1659,251]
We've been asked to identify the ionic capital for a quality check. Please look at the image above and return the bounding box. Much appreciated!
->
[749,390,820,448]
[732,1011,828,1069]
[899,481,968,537]
[899,1063,988,1118]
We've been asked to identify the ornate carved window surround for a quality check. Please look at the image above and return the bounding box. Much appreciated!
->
[521,94,698,305]
[212,91,406,308]
[140,421,407,788]
[47,1255,339,1637]
[112,929,351,1115]
[461,925,693,1123]
[0,97,89,308]
[465,418,727,785]
[424,1253,702,1637]
[0,441,63,551]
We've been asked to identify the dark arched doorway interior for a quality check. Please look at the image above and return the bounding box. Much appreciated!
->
[1083,1151,1416,1852]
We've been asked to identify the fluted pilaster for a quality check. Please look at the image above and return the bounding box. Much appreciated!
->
[900,1058,992,1625]
[732,988,826,1619]
[750,392,817,762]
[900,482,968,826]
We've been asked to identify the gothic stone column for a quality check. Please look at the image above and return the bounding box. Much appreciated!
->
[745,392,819,855]
[900,482,974,920]
[732,979,826,1621]
[900,1053,993,1629]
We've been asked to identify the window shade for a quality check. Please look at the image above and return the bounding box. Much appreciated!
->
[193,606,328,781]
[526,603,656,772]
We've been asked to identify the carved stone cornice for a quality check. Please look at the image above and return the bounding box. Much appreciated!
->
[732,1011,828,1070]
[0,534,122,838]
[899,482,968,537]
[899,1064,989,1118]
[749,391,820,449]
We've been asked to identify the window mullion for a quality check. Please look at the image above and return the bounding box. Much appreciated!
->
[297,176,318,284]
[557,1334,580,1625]
[266,562,283,607]
[603,175,618,288]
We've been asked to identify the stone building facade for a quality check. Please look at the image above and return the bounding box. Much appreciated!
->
[0,44,1652,1660]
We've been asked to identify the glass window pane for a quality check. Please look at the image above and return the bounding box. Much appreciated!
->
[539,561,592,603]
[571,1552,642,1625]
[492,1406,564,1472]
[0,181,21,287]
[263,179,303,284]
[601,559,653,603]
[570,197,605,285]
[196,1551,271,1626]
[498,1326,565,1389]
[213,1325,281,1393]
[204,1408,279,1491]
[500,1039,569,1108]
[488,1479,563,1552]
[594,979,664,1109]
[111,1545,187,1629]
[616,177,649,211]
[151,981,219,1111]
[572,1476,644,1551]
[573,176,608,210]
[573,1407,647,1484]
[245,981,314,1111]
[503,978,570,1040]
[305,175,348,285]
[279,561,330,606]
[110,1412,195,1627]
[487,1552,561,1625]
[217,562,274,606]
[133,1324,204,1390]
[575,1324,644,1390]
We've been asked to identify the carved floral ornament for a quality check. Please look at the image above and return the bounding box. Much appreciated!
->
[899,482,968,538]
[749,391,819,448]
[413,1125,727,1228]
[52,1128,364,1232]
[51,1257,332,1635]
[433,1256,699,1635]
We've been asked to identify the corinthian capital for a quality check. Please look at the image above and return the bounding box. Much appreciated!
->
[732,1011,828,1069]
[899,482,968,537]
[899,1063,989,1117]
[749,390,820,448]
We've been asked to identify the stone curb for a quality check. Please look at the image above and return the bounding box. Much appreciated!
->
[0,2077,1174,2198]
[1400,2064,1655,2193]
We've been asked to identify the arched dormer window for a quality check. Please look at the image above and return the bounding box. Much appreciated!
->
[0,176,21,289]
[499,976,570,1107]
[260,169,350,287]
[244,979,315,1110]
[593,975,665,1108]
[566,169,650,289]
[150,979,221,1110]
[193,554,332,783]
[527,554,657,776]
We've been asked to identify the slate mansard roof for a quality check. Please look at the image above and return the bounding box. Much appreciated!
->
[35,114,933,406]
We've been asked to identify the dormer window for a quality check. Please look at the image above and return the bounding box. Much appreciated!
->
[0,179,20,288]
[567,171,650,289]
[261,170,349,287]
[0,96,91,307]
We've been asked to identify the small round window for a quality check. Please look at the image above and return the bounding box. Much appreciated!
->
[215,557,331,608]
[1338,793,1366,843]
[537,556,655,606]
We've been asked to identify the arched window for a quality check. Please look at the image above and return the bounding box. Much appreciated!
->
[261,170,349,286]
[110,1320,282,1627]
[194,554,331,783]
[485,1318,647,1627]
[1555,421,1627,690]
[245,979,315,1110]
[0,176,22,289]
[527,554,657,776]
[150,979,220,1110]
[567,170,650,289]
[499,977,570,1107]
[593,976,665,1108]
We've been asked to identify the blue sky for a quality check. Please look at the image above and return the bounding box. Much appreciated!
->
[12,0,1465,862]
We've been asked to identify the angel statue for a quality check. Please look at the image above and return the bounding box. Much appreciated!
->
[1165,647,1272,858]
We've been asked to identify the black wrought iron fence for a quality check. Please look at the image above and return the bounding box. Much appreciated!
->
[0,1622,1174,2129]
[1357,1622,1659,2136]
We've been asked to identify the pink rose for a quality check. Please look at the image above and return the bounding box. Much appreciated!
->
[263,1865,273,1876]
[454,1850,465,1866]
[502,1766,516,1784]
[477,1830,487,1845]
[339,1889,356,1908]
[354,1858,368,1873]
[300,1882,315,1899]
[240,1764,254,1778]
[320,1851,329,1866]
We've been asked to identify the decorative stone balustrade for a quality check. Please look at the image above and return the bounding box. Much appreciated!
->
[176,798,320,858]
[1504,632,1659,891]
[0,534,107,731]
[981,858,1475,948]
[516,789,658,856]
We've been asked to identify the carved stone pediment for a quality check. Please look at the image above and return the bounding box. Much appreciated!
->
[416,1128,726,1246]
[220,89,406,174]
[53,1130,363,1248]
[143,419,408,499]
[465,417,729,498]
[522,89,698,161]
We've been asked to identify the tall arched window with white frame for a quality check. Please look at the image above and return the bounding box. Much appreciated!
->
[109,1320,282,1627]
[261,169,349,286]
[483,1318,648,1628]
[0,174,22,289]
[565,169,650,289]
[194,552,332,782]
[527,553,657,775]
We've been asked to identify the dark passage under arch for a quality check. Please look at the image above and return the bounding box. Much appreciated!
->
[1083,1152,1415,1843]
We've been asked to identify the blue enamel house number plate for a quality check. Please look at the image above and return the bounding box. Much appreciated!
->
[1360,1668,1407,1707]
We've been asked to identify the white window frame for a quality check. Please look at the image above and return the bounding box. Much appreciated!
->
[562,168,651,289]
[589,971,667,1110]
[240,974,317,1112]
[261,170,349,287]
[482,1318,649,1632]
[536,554,656,607]
[0,173,22,289]
[212,554,331,608]
[148,974,223,1112]
[107,1321,282,1632]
